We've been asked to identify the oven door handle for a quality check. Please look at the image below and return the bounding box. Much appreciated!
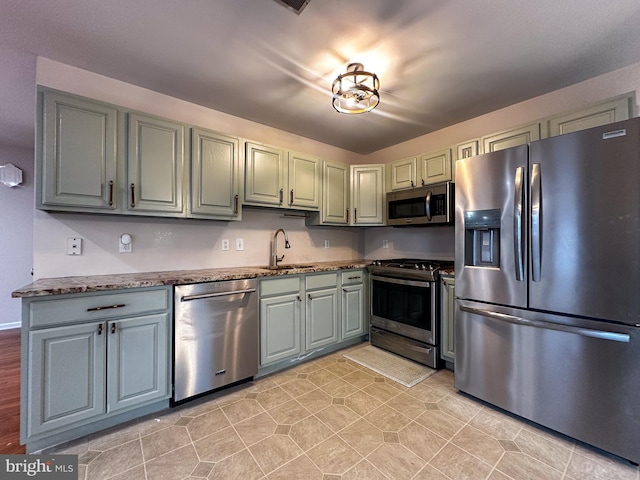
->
[371,275,432,288]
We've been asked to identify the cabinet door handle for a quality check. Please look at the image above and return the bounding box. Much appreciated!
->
[279,188,283,205]
[234,194,239,215]
[97,323,103,335]
[290,189,294,205]
[296,295,302,302]
[343,288,348,293]
[108,180,114,206]
[421,179,425,186]
[411,180,415,187]
[307,293,312,300]
[354,208,357,222]
[111,323,117,334]
[130,183,136,208]
[87,304,126,312]
[346,209,349,223]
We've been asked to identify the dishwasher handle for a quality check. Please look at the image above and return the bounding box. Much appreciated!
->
[180,288,256,302]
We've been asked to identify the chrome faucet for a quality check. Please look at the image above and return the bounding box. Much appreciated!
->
[270,228,291,269]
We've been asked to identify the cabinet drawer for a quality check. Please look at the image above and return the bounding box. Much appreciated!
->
[260,276,300,296]
[341,270,365,285]
[29,287,171,328]
[306,273,337,290]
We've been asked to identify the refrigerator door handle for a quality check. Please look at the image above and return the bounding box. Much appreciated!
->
[513,166,525,281]
[460,305,630,343]
[531,163,542,281]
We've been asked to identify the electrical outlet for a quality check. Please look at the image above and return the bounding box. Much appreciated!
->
[222,239,230,251]
[382,240,389,249]
[324,240,330,248]
[66,237,82,255]
[235,238,244,251]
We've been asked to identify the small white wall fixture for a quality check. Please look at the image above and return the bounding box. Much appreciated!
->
[0,163,23,187]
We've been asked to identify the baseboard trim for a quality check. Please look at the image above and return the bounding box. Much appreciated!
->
[0,322,21,331]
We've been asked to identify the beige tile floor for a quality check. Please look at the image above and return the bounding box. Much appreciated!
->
[51,343,639,480]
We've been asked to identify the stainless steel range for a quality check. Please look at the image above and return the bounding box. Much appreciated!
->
[368,258,453,368]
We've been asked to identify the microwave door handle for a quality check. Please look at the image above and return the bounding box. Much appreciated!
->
[531,163,542,282]
[513,166,525,281]
[425,190,432,221]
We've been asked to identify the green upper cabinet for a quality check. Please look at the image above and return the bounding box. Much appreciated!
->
[419,148,452,185]
[245,142,321,210]
[543,94,634,137]
[38,90,118,211]
[389,150,452,191]
[245,142,285,207]
[307,160,349,225]
[351,165,385,226]
[127,113,185,216]
[190,128,241,220]
[453,140,480,182]
[288,151,321,210]
[455,139,479,161]
[481,122,541,153]
[389,156,417,191]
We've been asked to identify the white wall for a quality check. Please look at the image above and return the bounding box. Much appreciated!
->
[362,61,640,259]
[0,47,35,329]
[34,208,363,278]
[0,145,35,328]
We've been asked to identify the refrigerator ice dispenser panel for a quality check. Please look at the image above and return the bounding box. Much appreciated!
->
[464,209,501,268]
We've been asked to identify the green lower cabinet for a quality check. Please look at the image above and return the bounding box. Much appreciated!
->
[28,322,106,437]
[341,283,365,339]
[260,292,302,365]
[107,313,169,414]
[440,276,456,364]
[306,287,339,350]
[259,270,367,371]
[22,287,172,450]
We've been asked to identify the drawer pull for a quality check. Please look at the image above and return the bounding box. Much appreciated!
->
[87,304,126,312]
[347,276,361,281]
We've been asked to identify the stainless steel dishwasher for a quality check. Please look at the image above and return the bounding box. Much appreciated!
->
[173,279,258,403]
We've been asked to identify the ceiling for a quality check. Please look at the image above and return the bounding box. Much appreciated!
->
[2,0,640,154]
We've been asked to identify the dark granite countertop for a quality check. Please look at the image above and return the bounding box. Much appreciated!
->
[12,260,370,298]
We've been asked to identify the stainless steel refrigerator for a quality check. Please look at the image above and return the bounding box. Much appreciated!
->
[455,117,640,464]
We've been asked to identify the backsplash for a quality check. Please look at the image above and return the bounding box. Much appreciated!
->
[32,208,364,279]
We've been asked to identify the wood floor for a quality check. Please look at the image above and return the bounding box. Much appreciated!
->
[0,328,25,454]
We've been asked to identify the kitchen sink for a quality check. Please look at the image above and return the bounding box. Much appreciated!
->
[266,264,316,270]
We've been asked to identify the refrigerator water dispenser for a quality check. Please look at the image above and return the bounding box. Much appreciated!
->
[464,209,501,267]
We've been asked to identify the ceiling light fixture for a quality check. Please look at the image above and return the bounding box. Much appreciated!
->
[332,63,380,114]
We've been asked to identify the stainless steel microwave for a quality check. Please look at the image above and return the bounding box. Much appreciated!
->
[386,182,454,226]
